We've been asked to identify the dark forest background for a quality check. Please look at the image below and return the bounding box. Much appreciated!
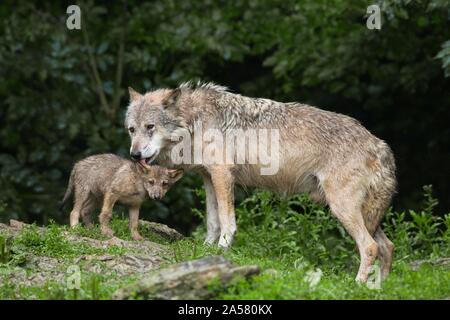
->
[0,0,449,234]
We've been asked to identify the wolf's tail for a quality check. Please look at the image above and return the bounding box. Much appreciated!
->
[60,170,75,212]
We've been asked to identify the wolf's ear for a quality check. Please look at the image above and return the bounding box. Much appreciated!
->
[128,87,142,102]
[168,169,184,183]
[162,89,181,108]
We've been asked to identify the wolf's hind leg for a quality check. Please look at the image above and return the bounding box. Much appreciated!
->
[361,169,395,280]
[323,180,378,283]
[331,201,378,283]
[202,173,220,245]
[374,227,394,279]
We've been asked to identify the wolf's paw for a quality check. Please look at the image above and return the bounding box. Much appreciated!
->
[204,233,220,246]
[218,233,234,250]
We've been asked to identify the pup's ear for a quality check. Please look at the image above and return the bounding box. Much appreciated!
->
[128,87,142,102]
[162,89,181,108]
[168,169,184,183]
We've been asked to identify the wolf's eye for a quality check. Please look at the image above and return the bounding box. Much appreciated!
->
[148,179,155,185]
[162,180,168,186]
[129,127,135,133]
[146,124,155,130]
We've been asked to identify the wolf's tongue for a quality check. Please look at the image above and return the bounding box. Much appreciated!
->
[139,159,147,167]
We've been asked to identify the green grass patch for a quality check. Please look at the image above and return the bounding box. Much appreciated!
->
[166,186,450,299]
[0,271,140,300]
[0,186,449,299]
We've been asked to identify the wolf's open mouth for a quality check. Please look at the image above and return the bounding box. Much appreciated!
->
[138,153,156,166]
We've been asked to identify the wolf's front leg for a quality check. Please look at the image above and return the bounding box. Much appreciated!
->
[210,166,236,249]
[99,193,117,237]
[202,173,220,245]
[129,205,143,241]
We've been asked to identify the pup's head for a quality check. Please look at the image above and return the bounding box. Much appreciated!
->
[140,165,183,199]
[125,87,185,164]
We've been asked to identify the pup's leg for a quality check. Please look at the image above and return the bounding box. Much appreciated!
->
[201,173,220,245]
[374,227,394,279]
[129,205,143,241]
[80,198,96,228]
[69,205,82,228]
[99,192,117,237]
[69,188,88,227]
[323,178,378,283]
[210,166,236,249]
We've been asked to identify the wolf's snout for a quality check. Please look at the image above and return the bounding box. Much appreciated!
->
[130,151,142,160]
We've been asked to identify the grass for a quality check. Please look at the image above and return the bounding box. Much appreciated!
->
[13,223,128,258]
[0,271,140,300]
[0,219,147,299]
[167,237,450,299]
[0,185,449,299]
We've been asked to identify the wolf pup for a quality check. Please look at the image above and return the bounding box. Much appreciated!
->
[125,82,397,283]
[61,154,183,240]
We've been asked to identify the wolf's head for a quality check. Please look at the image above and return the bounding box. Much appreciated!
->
[125,87,185,164]
[140,165,183,199]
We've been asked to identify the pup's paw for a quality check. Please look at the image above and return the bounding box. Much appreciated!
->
[132,233,144,241]
[100,226,115,237]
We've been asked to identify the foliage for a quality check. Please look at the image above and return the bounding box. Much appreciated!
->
[383,185,449,258]
[188,185,450,265]
[0,236,12,264]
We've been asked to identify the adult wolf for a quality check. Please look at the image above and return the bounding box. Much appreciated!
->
[125,82,396,283]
